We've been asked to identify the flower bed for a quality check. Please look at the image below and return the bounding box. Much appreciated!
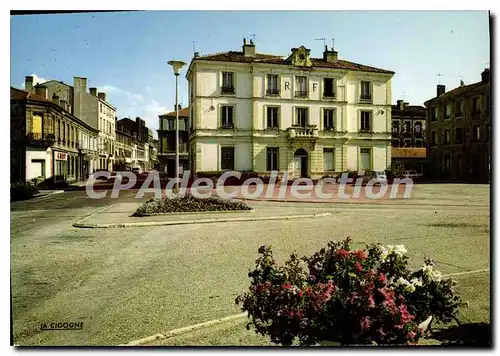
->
[236,238,463,346]
[133,195,252,216]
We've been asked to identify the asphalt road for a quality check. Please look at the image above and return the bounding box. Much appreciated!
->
[10,184,490,345]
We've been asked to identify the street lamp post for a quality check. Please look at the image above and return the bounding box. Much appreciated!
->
[168,60,187,192]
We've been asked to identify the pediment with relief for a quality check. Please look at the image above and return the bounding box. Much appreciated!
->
[286,46,313,67]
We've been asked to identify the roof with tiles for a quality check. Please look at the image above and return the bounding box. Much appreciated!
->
[160,107,190,117]
[195,50,394,74]
[425,81,485,105]
[11,87,54,104]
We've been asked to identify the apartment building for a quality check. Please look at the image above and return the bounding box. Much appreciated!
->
[37,76,116,172]
[186,39,394,179]
[116,117,150,170]
[390,100,427,174]
[11,86,99,183]
[157,106,189,176]
[424,69,491,182]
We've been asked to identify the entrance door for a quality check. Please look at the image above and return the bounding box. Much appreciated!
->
[293,148,309,178]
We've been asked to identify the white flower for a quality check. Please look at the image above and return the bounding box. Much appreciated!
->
[396,277,410,286]
[393,245,407,256]
[431,270,442,282]
[379,246,389,261]
[411,277,423,287]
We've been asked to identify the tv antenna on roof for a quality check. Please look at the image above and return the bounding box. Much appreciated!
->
[191,41,196,54]
[331,38,335,50]
[250,34,256,43]
[436,73,443,84]
[314,37,326,48]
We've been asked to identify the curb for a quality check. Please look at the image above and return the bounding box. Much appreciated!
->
[72,212,332,229]
[134,209,255,217]
[120,313,248,346]
[31,190,65,201]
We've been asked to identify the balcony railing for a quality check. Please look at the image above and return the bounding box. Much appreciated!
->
[360,94,372,101]
[323,92,336,99]
[295,90,308,98]
[220,122,234,129]
[26,132,55,146]
[266,88,280,96]
[288,126,319,139]
[221,86,235,94]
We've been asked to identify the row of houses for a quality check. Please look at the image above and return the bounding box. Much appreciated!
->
[158,39,490,182]
[10,76,159,184]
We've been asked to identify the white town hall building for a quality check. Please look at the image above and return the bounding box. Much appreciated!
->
[186,39,394,179]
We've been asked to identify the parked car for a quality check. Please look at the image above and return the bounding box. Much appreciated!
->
[354,170,388,185]
[402,170,423,180]
[131,167,143,175]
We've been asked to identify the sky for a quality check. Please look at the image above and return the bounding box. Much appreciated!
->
[10,10,490,137]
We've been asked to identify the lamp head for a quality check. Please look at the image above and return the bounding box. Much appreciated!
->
[168,60,187,75]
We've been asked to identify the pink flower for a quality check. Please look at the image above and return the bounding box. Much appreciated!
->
[336,249,350,259]
[360,316,371,331]
[289,310,295,318]
[407,331,417,340]
[354,249,368,260]
[265,282,272,288]
[298,290,303,297]
[379,273,387,284]
[282,283,292,290]
[354,262,363,272]
[367,293,375,307]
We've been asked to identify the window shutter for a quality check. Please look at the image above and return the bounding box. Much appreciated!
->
[370,82,374,99]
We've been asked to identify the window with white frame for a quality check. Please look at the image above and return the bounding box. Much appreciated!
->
[266,147,279,171]
[221,147,234,170]
[267,107,279,129]
[266,74,279,96]
[295,76,308,97]
[323,148,335,171]
[323,78,335,98]
[221,72,234,94]
[359,148,372,171]
[360,111,371,131]
[323,109,335,130]
[295,107,308,127]
[220,106,234,128]
[360,81,372,100]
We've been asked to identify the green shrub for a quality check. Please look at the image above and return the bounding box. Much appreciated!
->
[11,182,39,201]
[133,195,252,216]
[236,238,463,346]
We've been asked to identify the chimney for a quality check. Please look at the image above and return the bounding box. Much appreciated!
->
[437,84,446,97]
[242,37,256,57]
[34,84,48,99]
[89,87,97,96]
[98,92,106,101]
[52,94,60,106]
[73,77,87,93]
[322,45,338,63]
[25,76,34,92]
[481,68,490,83]
[194,52,199,58]
[397,100,404,110]
[60,99,67,111]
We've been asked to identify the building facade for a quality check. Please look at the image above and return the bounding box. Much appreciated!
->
[157,106,189,176]
[186,39,394,179]
[116,117,150,171]
[11,86,99,184]
[37,76,116,172]
[424,69,491,182]
[148,129,159,170]
[114,124,135,171]
[390,100,427,174]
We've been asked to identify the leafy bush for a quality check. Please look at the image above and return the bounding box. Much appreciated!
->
[11,182,39,201]
[236,238,462,346]
[133,195,252,216]
[195,171,282,186]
